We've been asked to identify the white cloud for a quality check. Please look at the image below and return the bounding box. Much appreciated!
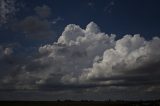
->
[1,22,160,98]
[85,35,160,80]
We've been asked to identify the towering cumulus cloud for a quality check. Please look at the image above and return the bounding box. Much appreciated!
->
[1,22,160,99]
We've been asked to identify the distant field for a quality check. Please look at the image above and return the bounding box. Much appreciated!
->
[0,101,160,106]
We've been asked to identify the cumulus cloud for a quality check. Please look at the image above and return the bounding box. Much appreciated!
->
[1,22,160,99]
[86,35,160,78]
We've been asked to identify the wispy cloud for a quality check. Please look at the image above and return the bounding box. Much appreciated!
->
[104,1,115,13]
[52,17,64,25]
[0,0,17,25]
[88,2,95,7]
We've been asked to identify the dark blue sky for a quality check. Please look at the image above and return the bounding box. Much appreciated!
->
[1,0,160,100]
[1,0,160,46]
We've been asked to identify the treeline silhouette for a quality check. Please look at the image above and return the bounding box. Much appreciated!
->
[0,99,160,106]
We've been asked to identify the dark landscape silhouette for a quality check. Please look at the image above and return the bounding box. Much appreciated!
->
[1,100,160,106]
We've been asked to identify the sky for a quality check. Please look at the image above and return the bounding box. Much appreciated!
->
[0,0,160,101]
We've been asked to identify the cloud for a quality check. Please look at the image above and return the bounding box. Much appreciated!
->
[104,1,115,13]
[52,17,64,25]
[14,5,54,39]
[0,45,16,80]
[0,0,17,25]
[1,22,160,100]
[4,47,13,55]
[34,5,51,18]
[0,45,13,57]
[88,2,95,7]
[86,35,160,78]
[18,16,53,39]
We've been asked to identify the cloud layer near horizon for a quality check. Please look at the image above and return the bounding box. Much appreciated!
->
[1,22,160,100]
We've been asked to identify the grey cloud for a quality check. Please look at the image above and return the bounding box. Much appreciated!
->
[88,2,95,7]
[34,5,51,18]
[0,45,13,58]
[4,47,13,55]
[14,5,54,39]
[18,16,53,39]
[0,0,17,25]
